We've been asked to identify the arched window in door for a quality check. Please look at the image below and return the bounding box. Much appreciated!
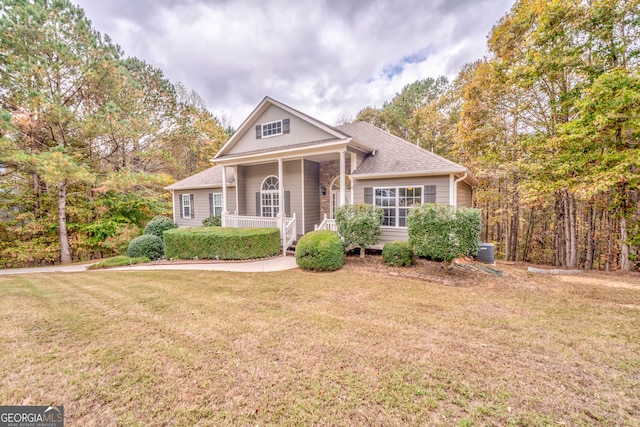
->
[330,176,351,219]
[260,175,279,217]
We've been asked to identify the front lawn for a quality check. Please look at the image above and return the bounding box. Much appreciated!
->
[0,263,638,425]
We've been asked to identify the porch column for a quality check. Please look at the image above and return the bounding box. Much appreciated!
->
[278,158,285,215]
[339,151,346,207]
[221,166,228,226]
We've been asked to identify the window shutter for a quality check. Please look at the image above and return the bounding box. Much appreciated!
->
[283,118,290,134]
[255,125,262,139]
[424,185,436,203]
[256,192,261,216]
[190,194,195,218]
[209,193,213,216]
[364,187,373,204]
[177,194,182,218]
[284,191,291,216]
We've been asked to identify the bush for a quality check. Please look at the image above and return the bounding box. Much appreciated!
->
[202,214,221,227]
[334,203,383,258]
[382,241,415,267]
[407,204,481,262]
[127,234,164,260]
[164,227,280,260]
[143,215,177,239]
[295,230,344,271]
[88,255,150,270]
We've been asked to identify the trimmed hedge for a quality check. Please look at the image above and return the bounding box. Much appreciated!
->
[407,204,481,262]
[127,235,164,260]
[143,215,177,239]
[295,230,344,271]
[163,227,281,260]
[382,241,415,267]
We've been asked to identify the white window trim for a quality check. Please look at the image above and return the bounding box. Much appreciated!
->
[262,120,283,138]
[374,185,423,228]
[181,194,191,218]
[261,175,280,217]
[211,192,223,216]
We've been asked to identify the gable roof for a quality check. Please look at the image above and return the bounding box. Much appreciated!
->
[214,96,351,159]
[164,165,235,191]
[336,122,475,183]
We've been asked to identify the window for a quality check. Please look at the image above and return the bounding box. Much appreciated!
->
[181,194,193,218]
[374,186,422,227]
[210,193,223,216]
[262,120,282,138]
[255,118,290,139]
[261,176,279,217]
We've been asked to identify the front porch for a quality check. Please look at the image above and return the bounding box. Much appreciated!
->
[221,212,338,256]
[222,212,297,255]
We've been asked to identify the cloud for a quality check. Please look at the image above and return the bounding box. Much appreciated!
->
[74,0,514,127]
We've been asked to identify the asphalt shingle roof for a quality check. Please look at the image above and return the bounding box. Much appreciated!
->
[336,121,467,176]
[165,165,235,190]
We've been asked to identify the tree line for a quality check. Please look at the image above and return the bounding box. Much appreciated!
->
[1,0,638,271]
[0,0,229,266]
[356,0,639,271]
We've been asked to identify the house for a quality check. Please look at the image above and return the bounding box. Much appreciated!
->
[165,96,476,252]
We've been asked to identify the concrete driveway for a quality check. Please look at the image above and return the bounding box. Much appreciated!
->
[0,257,298,276]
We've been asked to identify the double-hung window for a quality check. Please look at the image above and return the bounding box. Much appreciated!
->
[181,194,193,218]
[375,186,422,227]
[210,193,223,216]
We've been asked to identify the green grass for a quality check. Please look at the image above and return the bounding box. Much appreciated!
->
[86,255,150,269]
[0,264,638,425]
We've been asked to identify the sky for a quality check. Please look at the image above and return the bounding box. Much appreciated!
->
[73,0,515,128]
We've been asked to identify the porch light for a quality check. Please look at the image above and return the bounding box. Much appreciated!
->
[321,185,327,196]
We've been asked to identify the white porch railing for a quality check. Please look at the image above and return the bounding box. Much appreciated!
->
[223,214,278,229]
[283,214,297,250]
[314,214,337,232]
[222,212,296,255]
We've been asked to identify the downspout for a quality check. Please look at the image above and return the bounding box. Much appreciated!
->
[452,172,468,207]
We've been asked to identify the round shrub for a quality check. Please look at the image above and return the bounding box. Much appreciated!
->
[295,230,344,272]
[143,215,177,239]
[202,214,221,227]
[127,234,164,260]
[382,241,415,267]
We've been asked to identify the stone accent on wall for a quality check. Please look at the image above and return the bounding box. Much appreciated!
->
[319,158,351,219]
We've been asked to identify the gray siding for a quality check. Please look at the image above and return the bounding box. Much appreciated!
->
[284,160,303,235]
[457,181,473,207]
[378,227,410,247]
[240,163,278,216]
[227,105,337,156]
[304,160,321,234]
[173,188,236,227]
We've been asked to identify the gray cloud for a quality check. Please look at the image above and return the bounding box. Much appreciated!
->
[74,0,514,126]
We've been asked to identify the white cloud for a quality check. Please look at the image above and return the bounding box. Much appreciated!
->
[75,0,515,127]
